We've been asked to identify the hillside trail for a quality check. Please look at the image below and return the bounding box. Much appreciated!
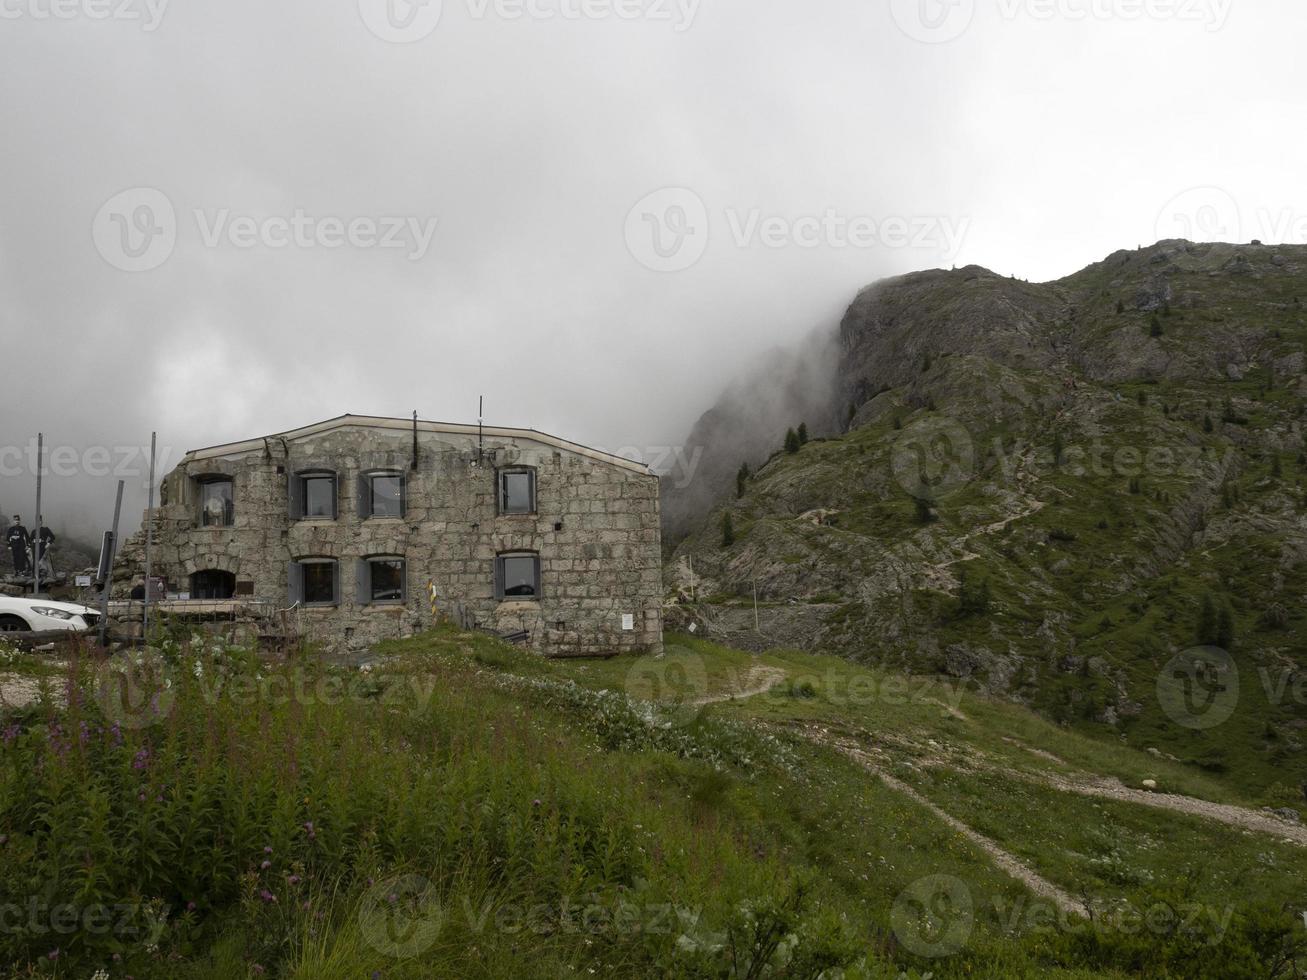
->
[798,724,1089,918]
[691,664,788,705]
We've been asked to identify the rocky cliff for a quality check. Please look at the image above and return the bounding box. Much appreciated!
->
[669,240,1307,791]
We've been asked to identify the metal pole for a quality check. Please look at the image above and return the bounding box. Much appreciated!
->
[143,432,156,639]
[688,554,696,602]
[32,433,42,597]
[753,579,759,632]
[97,481,124,649]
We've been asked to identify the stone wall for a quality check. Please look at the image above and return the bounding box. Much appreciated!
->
[118,420,663,658]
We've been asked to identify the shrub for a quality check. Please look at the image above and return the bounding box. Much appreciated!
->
[721,511,736,547]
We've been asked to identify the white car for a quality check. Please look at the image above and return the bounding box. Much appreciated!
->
[0,596,101,633]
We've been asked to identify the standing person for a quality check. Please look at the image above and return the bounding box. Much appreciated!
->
[35,518,55,580]
[6,517,30,577]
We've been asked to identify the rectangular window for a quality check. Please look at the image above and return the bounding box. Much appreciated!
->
[290,560,339,607]
[371,559,405,603]
[496,553,541,600]
[367,473,405,519]
[499,469,536,515]
[199,478,234,527]
[301,473,337,519]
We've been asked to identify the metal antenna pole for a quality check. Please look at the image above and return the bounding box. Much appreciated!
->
[98,481,124,649]
[143,432,156,639]
[33,434,42,597]
[478,396,484,460]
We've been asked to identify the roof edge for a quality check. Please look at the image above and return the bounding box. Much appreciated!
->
[181,415,654,475]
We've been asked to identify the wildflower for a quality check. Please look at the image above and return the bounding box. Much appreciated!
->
[47,949,58,960]
[260,860,271,870]
[287,875,301,886]
[260,890,276,903]
[264,845,273,854]
[187,901,197,911]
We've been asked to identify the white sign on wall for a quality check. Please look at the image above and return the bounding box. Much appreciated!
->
[621,613,634,631]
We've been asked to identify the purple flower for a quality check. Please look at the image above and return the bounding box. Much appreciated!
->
[260,860,271,870]
[187,901,197,911]
[132,748,150,770]
[287,875,301,886]
[263,845,273,854]
[259,890,276,903]
[47,949,58,960]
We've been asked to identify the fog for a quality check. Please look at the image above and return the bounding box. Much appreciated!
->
[2,0,1306,542]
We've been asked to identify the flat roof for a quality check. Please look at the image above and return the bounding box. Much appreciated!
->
[182,414,653,475]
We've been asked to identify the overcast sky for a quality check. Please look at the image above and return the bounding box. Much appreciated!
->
[2,0,1305,538]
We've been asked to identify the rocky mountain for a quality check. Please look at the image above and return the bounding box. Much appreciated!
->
[660,331,842,544]
[669,239,1307,796]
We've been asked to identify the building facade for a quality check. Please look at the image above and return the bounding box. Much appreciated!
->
[133,415,664,657]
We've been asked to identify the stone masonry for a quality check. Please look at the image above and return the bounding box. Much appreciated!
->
[120,415,663,657]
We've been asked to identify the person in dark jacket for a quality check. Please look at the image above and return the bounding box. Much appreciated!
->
[6,517,30,576]
[33,518,55,579]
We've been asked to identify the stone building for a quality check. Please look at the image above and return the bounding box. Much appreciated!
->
[129,414,663,657]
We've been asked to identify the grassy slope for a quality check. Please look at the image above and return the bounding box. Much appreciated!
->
[3,627,1305,977]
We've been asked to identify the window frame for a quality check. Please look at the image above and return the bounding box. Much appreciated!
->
[495,551,542,601]
[359,470,406,520]
[497,467,537,516]
[190,569,236,600]
[289,558,340,608]
[196,476,235,528]
[291,469,339,522]
[356,555,407,606]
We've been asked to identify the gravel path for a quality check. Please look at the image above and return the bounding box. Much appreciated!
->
[802,725,1088,918]
[1030,770,1307,846]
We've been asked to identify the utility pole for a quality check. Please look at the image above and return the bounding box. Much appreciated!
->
[97,481,124,649]
[753,578,760,633]
[32,433,42,597]
[143,432,156,639]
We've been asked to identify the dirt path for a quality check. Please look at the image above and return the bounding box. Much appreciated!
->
[1026,770,1307,846]
[693,665,788,705]
[801,725,1088,918]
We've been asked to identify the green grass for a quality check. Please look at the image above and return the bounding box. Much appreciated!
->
[1,626,1304,977]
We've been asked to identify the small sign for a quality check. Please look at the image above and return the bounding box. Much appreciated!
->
[688,622,698,634]
[74,575,92,588]
[621,613,634,631]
